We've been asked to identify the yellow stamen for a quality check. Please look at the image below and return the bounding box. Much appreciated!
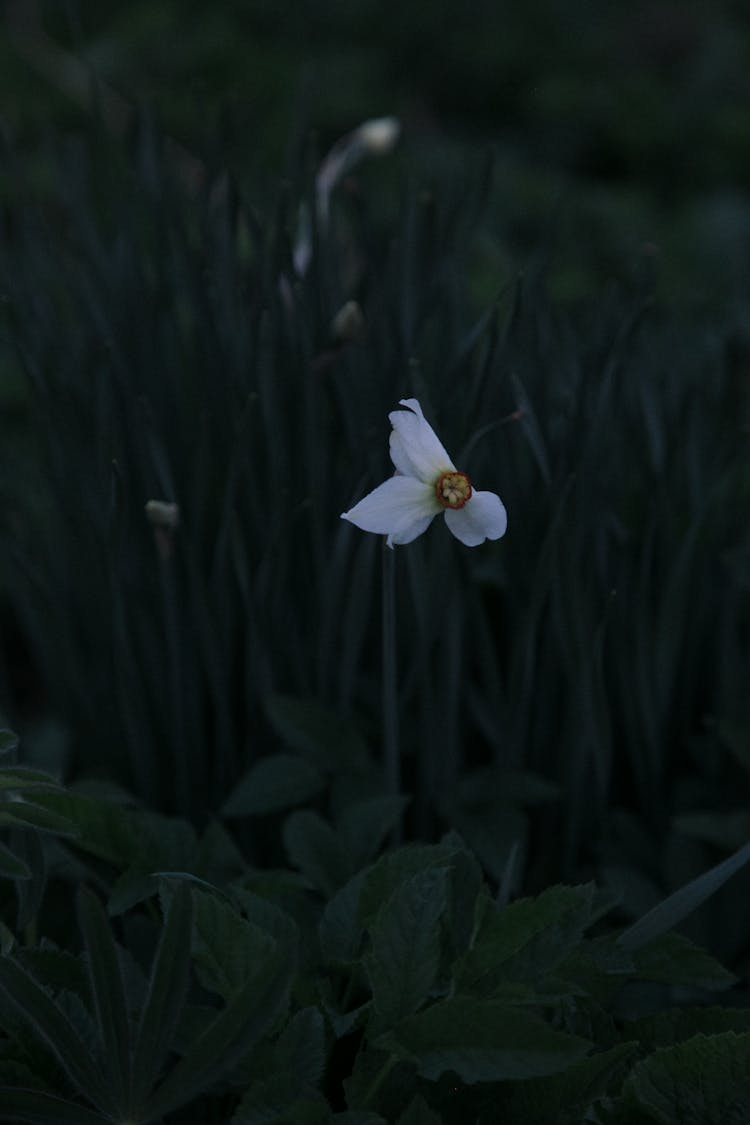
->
[436,471,472,510]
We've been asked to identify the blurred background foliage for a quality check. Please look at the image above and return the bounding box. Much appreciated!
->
[1,0,749,968]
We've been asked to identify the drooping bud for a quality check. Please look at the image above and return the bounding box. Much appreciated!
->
[330,300,364,343]
[355,116,400,156]
[144,500,180,529]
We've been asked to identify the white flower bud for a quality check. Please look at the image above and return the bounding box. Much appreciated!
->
[144,500,180,530]
[355,116,400,156]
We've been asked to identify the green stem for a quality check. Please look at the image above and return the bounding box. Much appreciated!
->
[382,543,401,840]
[361,1051,398,1109]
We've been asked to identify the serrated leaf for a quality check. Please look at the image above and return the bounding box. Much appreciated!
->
[377,998,591,1082]
[455,883,596,997]
[0,767,63,793]
[632,931,737,990]
[359,843,460,929]
[319,870,367,964]
[625,1032,750,1125]
[283,810,351,895]
[498,1041,639,1123]
[617,839,750,951]
[231,1080,329,1124]
[222,754,325,818]
[274,1007,326,1087]
[623,1007,750,1051]
[364,866,449,1028]
[191,887,276,1001]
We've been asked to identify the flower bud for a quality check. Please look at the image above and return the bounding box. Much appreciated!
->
[331,300,364,343]
[356,116,400,156]
[144,500,180,530]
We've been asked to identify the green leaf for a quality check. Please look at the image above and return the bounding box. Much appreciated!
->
[497,1041,639,1123]
[623,1007,750,1051]
[624,1032,750,1125]
[222,754,325,818]
[0,767,63,793]
[0,1089,108,1124]
[395,1093,443,1124]
[191,887,276,1001]
[338,796,410,869]
[377,998,591,1082]
[142,943,294,1121]
[319,870,367,964]
[364,866,449,1028]
[0,958,114,1114]
[455,884,596,997]
[673,810,750,851]
[130,881,193,1112]
[617,839,750,951]
[265,695,369,773]
[632,931,737,990]
[77,888,132,1113]
[0,840,31,880]
[273,1007,326,1087]
[283,810,352,895]
[359,843,461,929]
[0,802,77,836]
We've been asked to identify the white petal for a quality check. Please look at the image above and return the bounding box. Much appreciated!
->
[444,490,507,547]
[388,399,455,483]
[342,475,440,540]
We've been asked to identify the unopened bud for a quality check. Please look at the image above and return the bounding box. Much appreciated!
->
[356,116,400,156]
[331,300,364,343]
[145,500,180,530]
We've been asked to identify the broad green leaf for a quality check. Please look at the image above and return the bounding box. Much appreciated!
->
[142,944,293,1121]
[617,840,750,951]
[0,958,114,1114]
[0,1088,108,1124]
[0,840,31,880]
[130,881,192,1111]
[222,754,325,818]
[624,1031,750,1124]
[497,1041,639,1123]
[455,883,596,996]
[77,888,132,1112]
[231,1082,329,1124]
[377,998,591,1082]
[191,887,276,1001]
[283,810,351,895]
[623,1007,750,1051]
[319,870,367,964]
[273,1007,326,1087]
[632,931,737,991]
[359,843,461,929]
[364,866,449,1028]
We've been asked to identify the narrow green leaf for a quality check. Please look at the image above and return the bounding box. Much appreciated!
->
[0,1088,108,1124]
[0,958,114,1114]
[0,840,31,880]
[377,998,591,1083]
[142,944,293,1121]
[130,881,192,1112]
[222,753,325,818]
[617,840,750,951]
[77,887,132,1112]
[364,866,449,1028]
[0,802,78,836]
[0,767,63,792]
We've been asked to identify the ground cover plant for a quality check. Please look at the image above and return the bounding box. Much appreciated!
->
[0,54,750,1125]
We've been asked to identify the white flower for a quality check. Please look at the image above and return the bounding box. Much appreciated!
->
[342,399,507,548]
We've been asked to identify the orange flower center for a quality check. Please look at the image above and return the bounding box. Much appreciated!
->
[436,471,472,509]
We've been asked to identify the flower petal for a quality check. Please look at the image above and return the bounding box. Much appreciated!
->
[342,475,440,541]
[388,399,455,483]
[444,489,508,547]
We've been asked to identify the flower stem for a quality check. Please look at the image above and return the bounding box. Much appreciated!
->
[382,542,401,839]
